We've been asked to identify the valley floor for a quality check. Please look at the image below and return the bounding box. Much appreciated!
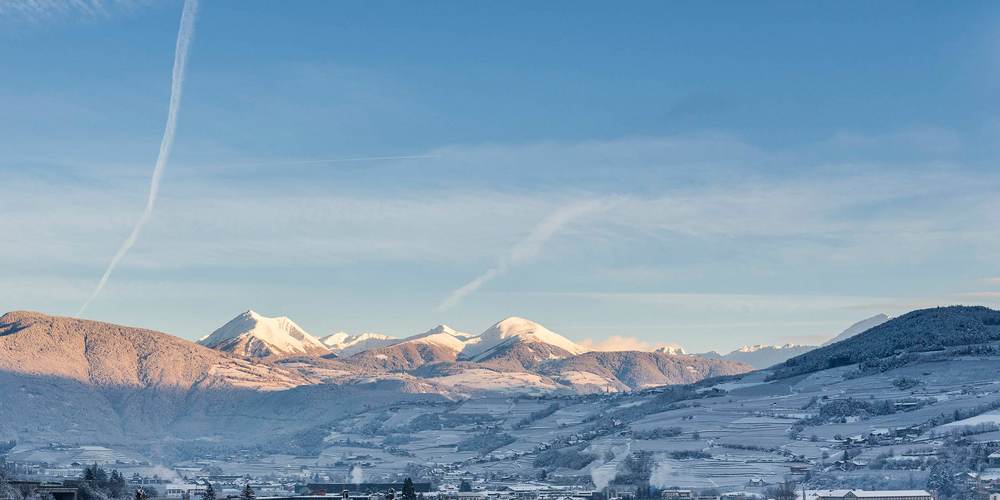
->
[8,351,1000,495]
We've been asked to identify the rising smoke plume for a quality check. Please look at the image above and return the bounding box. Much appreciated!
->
[648,460,675,489]
[590,439,630,490]
[437,199,611,311]
[349,465,364,485]
[77,0,198,316]
[590,458,618,491]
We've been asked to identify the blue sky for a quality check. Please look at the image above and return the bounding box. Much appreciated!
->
[3,1,1000,352]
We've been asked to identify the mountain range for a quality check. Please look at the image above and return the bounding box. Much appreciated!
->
[198,311,756,390]
[1,310,752,399]
[0,308,754,452]
[195,309,890,371]
[0,304,978,460]
[692,314,890,368]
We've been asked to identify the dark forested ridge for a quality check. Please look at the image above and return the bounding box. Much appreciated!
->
[771,306,1000,379]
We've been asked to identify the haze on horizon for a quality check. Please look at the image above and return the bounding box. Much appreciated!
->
[2,1,1000,353]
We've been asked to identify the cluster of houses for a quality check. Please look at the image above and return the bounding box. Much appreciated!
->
[0,472,945,500]
[801,491,934,500]
[836,427,923,447]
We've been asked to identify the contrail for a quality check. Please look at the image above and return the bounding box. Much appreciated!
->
[77,0,198,317]
[437,199,611,311]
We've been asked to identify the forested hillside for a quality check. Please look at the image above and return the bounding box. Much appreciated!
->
[771,306,1000,379]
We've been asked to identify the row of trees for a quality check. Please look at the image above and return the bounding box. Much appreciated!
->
[75,464,244,500]
[80,464,130,500]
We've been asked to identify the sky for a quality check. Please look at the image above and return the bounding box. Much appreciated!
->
[3,0,1000,353]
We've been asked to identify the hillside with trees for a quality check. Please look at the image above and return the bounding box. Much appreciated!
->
[771,306,1000,379]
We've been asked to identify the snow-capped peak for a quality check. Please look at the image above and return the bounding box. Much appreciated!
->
[425,324,474,338]
[320,331,398,356]
[389,325,474,353]
[461,316,585,358]
[320,331,351,347]
[734,343,801,353]
[199,310,328,358]
[654,345,688,355]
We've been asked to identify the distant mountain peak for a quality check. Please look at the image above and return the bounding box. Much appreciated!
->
[319,331,397,356]
[822,313,890,346]
[699,343,818,370]
[425,324,474,338]
[320,331,351,346]
[199,310,328,358]
[735,343,802,353]
[460,316,585,362]
[400,326,468,351]
[654,345,688,355]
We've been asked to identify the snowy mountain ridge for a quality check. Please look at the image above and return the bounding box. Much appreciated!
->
[320,331,399,356]
[460,316,585,360]
[734,343,805,353]
[198,310,328,358]
[654,345,688,355]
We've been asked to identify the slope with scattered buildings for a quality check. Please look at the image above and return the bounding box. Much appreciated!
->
[3,307,1000,500]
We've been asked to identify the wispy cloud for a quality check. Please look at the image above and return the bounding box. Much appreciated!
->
[542,291,1000,324]
[437,199,612,311]
[5,133,1000,338]
[6,136,1000,273]
[0,0,144,23]
[547,291,897,313]
[77,0,198,316]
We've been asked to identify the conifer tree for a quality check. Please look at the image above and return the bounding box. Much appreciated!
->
[402,479,416,500]
[202,483,216,500]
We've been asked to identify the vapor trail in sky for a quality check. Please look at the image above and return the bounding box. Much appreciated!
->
[77,0,198,317]
[436,199,610,311]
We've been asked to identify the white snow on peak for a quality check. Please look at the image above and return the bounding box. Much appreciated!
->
[409,332,467,352]
[734,343,801,353]
[425,324,475,339]
[199,310,327,356]
[395,325,474,353]
[461,316,585,358]
[320,331,351,346]
[320,331,398,356]
[654,345,688,355]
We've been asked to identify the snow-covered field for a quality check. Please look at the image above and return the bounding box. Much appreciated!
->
[12,352,1000,491]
